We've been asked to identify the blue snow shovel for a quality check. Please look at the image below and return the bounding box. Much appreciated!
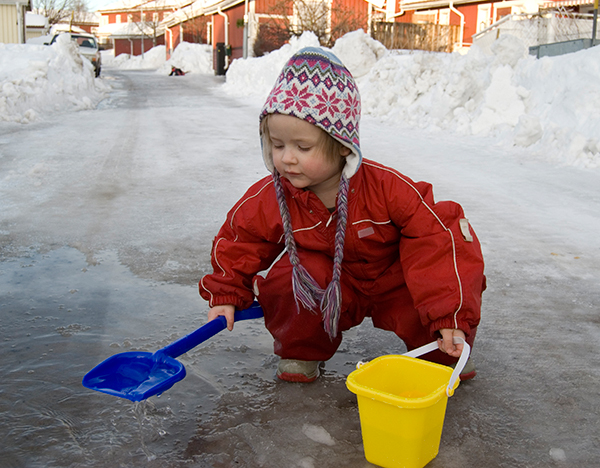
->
[82,302,264,402]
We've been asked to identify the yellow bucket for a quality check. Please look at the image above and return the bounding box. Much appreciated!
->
[346,340,468,468]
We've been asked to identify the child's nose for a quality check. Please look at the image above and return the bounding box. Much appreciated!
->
[281,148,296,164]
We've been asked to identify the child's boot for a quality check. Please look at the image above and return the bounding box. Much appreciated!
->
[277,359,320,383]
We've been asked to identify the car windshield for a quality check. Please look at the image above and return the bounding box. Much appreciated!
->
[50,33,98,48]
[73,35,97,48]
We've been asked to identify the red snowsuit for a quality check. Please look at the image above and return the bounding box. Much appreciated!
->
[200,158,485,365]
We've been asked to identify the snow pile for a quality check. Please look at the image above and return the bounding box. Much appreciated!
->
[157,42,213,75]
[2,27,599,168]
[223,30,600,168]
[0,35,109,124]
[331,29,387,78]
[106,44,168,69]
[106,42,213,75]
[359,34,600,168]
[222,32,321,103]
[222,30,386,104]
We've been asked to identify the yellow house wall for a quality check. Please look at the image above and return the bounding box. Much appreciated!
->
[0,4,19,43]
[26,28,45,41]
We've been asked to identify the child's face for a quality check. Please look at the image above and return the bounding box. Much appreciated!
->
[268,114,344,195]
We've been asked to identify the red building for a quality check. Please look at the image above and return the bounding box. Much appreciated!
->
[382,0,596,48]
[97,0,191,56]
[96,0,597,69]
[97,0,370,65]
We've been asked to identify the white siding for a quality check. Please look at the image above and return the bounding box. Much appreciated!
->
[0,4,19,43]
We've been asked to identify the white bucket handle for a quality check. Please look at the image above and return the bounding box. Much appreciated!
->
[403,337,470,397]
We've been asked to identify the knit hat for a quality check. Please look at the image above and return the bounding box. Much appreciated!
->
[260,47,362,178]
[259,47,362,339]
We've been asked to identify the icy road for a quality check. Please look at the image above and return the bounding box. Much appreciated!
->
[0,69,599,468]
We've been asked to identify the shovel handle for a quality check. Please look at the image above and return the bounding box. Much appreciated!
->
[159,302,264,359]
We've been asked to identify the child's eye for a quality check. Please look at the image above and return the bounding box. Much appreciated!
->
[298,146,311,152]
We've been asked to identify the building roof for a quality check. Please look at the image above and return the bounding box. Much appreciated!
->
[397,0,492,11]
[200,0,245,16]
[543,0,595,5]
[75,11,101,24]
[398,0,594,10]
[162,0,205,25]
[97,0,191,13]
[25,12,48,27]
[96,20,164,37]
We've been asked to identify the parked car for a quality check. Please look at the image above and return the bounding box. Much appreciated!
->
[50,32,102,77]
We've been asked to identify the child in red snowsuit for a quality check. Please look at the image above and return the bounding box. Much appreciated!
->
[200,47,485,382]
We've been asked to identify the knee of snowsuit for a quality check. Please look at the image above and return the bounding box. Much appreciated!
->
[253,250,477,366]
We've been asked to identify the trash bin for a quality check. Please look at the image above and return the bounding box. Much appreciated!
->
[215,42,226,76]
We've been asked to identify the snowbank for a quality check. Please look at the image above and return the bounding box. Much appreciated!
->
[223,30,600,169]
[104,42,213,75]
[107,45,169,70]
[2,28,599,168]
[158,42,213,75]
[359,34,600,168]
[221,30,387,104]
[221,32,321,105]
[0,35,109,124]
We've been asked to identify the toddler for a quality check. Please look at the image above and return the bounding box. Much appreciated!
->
[200,47,485,382]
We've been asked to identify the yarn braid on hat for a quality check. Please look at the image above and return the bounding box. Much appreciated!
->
[260,47,362,340]
[272,170,324,312]
[320,172,349,338]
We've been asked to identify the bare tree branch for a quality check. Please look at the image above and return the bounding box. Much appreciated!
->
[256,0,367,54]
[33,0,82,26]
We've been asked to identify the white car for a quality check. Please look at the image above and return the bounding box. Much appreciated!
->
[51,32,102,77]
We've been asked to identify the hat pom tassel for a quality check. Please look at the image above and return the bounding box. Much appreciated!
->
[291,264,324,313]
[321,279,342,339]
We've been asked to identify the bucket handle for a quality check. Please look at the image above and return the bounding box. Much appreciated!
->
[402,337,470,397]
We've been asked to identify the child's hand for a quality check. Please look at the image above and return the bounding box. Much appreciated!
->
[437,328,466,358]
[208,304,236,331]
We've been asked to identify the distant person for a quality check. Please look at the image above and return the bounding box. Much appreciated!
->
[169,66,185,76]
[200,47,485,383]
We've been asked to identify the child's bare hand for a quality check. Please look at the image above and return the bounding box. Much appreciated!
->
[437,328,466,358]
[208,304,236,331]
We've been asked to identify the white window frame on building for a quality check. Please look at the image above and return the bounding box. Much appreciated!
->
[477,4,492,33]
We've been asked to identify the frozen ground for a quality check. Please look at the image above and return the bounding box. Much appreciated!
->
[1,34,600,468]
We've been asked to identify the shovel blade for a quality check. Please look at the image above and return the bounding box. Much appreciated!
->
[82,351,185,402]
[83,303,264,401]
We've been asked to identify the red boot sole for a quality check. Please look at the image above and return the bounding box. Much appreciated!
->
[277,372,318,383]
